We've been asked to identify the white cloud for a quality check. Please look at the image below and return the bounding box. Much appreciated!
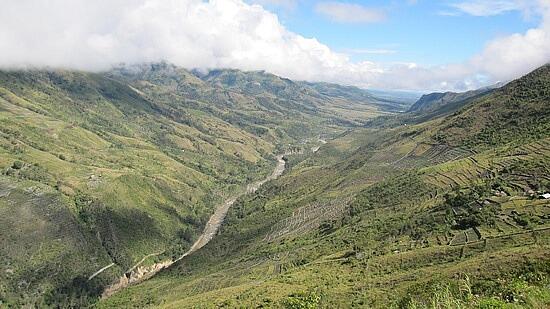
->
[451,0,520,16]
[471,14,550,81]
[437,10,463,17]
[343,49,397,55]
[0,0,549,91]
[0,0,345,77]
[449,0,542,17]
[315,2,386,23]
[251,0,297,10]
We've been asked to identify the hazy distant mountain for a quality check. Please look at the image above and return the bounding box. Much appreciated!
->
[194,68,412,112]
[408,82,506,114]
[368,88,422,106]
[301,82,415,112]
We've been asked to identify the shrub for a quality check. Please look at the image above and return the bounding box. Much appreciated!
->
[282,291,321,309]
[477,298,506,309]
[11,160,24,169]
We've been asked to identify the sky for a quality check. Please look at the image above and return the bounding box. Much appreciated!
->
[0,0,549,91]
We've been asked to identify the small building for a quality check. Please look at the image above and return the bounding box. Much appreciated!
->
[541,193,550,199]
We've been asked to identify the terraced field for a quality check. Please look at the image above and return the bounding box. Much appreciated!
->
[393,143,474,170]
[264,198,352,242]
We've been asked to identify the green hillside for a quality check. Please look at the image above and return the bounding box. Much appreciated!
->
[195,68,396,123]
[408,88,491,113]
[299,81,414,112]
[101,65,550,308]
[437,64,550,148]
[0,64,391,307]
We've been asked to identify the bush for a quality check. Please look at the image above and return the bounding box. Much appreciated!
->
[19,165,54,183]
[318,219,338,235]
[443,184,498,229]
[44,276,104,308]
[477,298,506,309]
[11,160,24,169]
[282,291,321,309]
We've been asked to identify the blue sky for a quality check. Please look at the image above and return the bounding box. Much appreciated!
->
[259,0,539,66]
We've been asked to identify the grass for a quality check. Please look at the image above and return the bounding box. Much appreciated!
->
[2,63,549,307]
[100,65,550,308]
[0,64,389,306]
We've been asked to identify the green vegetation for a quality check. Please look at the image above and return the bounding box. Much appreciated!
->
[403,262,550,308]
[0,63,392,306]
[2,63,549,307]
[100,65,550,308]
[437,65,550,148]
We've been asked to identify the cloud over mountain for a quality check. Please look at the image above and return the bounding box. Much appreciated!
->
[0,0,549,91]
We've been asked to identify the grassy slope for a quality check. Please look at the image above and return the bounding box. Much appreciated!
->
[197,68,396,123]
[0,65,388,307]
[408,88,491,113]
[101,66,550,308]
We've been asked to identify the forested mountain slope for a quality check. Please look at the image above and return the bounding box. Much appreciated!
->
[102,65,550,308]
[0,63,395,306]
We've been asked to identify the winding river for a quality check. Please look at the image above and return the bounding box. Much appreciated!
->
[101,154,287,297]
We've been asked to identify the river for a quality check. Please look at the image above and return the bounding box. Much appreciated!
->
[101,154,287,297]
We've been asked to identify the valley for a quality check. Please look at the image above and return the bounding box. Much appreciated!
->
[98,65,550,308]
[101,153,289,298]
[2,2,550,308]
[0,63,549,308]
[0,63,392,307]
